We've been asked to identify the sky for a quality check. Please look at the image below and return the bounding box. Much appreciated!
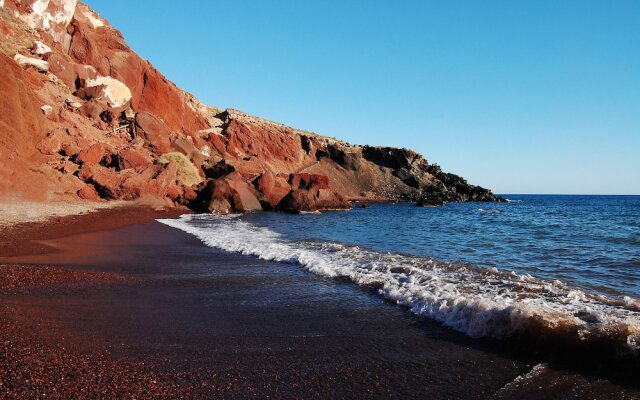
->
[86,0,640,195]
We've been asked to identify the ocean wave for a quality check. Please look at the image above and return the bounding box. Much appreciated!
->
[478,208,500,213]
[158,214,640,356]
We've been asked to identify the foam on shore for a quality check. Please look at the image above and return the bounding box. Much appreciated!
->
[159,214,640,355]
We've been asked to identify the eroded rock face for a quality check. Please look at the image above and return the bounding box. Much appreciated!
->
[135,112,171,154]
[14,0,78,47]
[0,53,47,197]
[0,0,503,209]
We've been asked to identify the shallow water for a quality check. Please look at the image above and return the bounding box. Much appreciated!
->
[244,195,640,298]
[159,195,640,354]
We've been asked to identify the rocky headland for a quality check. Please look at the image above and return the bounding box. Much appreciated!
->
[0,0,503,214]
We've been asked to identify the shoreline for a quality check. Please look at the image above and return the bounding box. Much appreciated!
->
[0,204,186,257]
[1,209,639,398]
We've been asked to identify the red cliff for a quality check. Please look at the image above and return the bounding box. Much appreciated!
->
[0,0,503,212]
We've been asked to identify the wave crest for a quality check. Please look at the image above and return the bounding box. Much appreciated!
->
[158,214,640,356]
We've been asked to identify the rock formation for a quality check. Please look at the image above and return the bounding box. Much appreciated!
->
[0,0,503,213]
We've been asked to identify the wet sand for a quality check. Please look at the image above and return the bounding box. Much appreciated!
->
[1,212,639,399]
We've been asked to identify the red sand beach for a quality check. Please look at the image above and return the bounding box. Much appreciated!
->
[1,208,639,399]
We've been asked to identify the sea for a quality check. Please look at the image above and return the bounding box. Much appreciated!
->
[159,195,640,357]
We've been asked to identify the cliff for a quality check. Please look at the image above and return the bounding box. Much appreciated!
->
[0,0,503,213]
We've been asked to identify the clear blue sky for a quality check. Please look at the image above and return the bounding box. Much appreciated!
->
[87,0,639,194]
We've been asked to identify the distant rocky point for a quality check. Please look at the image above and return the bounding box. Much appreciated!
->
[0,0,504,213]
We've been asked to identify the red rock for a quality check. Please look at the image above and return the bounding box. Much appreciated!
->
[135,111,172,154]
[48,54,100,89]
[117,148,152,170]
[276,189,316,213]
[201,179,233,214]
[77,185,100,200]
[206,133,228,158]
[47,53,77,87]
[78,99,108,120]
[78,164,123,198]
[60,140,83,157]
[183,187,198,201]
[36,132,62,155]
[228,180,262,213]
[77,143,107,165]
[289,173,330,190]
[0,53,45,157]
[171,136,208,166]
[199,173,263,214]
[166,185,183,200]
[154,162,178,190]
[276,175,351,213]
[68,16,208,134]
[254,170,291,209]
[133,66,208,134]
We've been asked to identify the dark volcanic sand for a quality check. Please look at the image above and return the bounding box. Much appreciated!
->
[1,216,639,399]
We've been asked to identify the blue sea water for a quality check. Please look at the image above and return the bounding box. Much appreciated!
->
[243,195,640,298]
[160,195,640,350]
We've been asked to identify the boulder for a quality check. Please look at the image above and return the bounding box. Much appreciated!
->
[48,54,100,89]
[77,184,100,200]
[254,170,291,209]
[78,161,181,201]
[78,99,108,120]
[171,136,208,166]
[116,148,152,170]
[135,111,171,154]
[40,105,53,116]
[78,163,122,198]
[276,174,351,213]
[32,41,52,57]
[196,172,263,214]
[83,76,132,108]
[76,143,108,165]
[13,54,49,72]
[276,190,316,213]
[36,132,62,155]
[227,174,262,213]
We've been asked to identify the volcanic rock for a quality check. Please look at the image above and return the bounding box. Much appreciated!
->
[77,184,100,200]
[116,148,152,170]
[0,0,505,207]
[135,111,172,154]
[254,170,291,209]
[276,174,351,213]
[76,143,108,165]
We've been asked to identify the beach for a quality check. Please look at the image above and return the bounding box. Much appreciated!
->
[1,208,638,399]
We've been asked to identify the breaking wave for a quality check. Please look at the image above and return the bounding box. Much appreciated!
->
[159,214,640,356]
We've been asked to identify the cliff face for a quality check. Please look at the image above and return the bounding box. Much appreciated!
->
[0,0,503,212]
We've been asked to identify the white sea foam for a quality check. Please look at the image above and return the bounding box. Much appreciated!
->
[158,214,640,353]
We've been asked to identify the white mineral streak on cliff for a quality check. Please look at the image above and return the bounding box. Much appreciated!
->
[85,76,132,108]
[80,5,104,28]
[16,0,78,44]
[0,0,5,9]
[33,40,52,55]
[14,53,49,72]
